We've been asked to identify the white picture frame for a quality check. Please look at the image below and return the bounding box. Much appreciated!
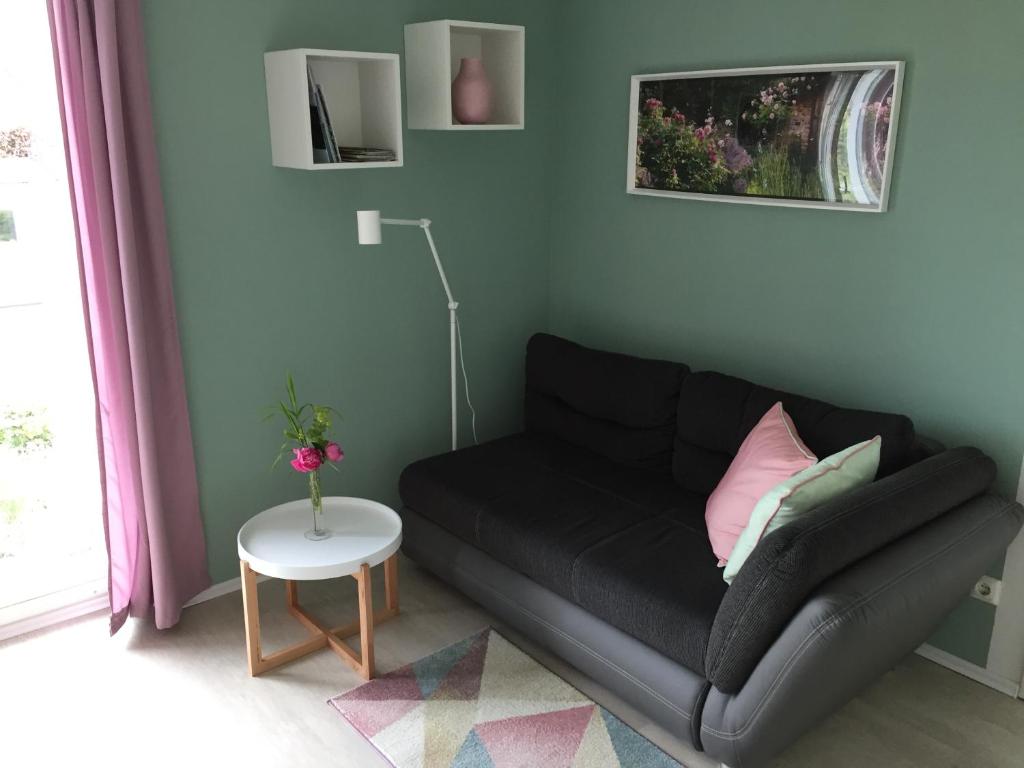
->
[626,61,905,212]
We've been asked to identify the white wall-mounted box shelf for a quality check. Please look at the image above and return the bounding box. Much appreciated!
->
[404,20,525,130]
[264,49,403,170]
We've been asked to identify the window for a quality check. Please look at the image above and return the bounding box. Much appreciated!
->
[0,1,105,636]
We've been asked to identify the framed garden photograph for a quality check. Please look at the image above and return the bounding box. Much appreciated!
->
[626,61,904,212]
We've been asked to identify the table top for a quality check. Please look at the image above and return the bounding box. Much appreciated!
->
[237,496,402,580]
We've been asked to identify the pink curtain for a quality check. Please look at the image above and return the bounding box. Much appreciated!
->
[48,0,210,633]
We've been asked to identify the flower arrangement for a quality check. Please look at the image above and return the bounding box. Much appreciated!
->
[269,374,343,540]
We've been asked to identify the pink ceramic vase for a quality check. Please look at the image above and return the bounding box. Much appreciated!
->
[452,57,492,125]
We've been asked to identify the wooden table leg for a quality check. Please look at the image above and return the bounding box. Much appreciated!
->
[241,559,398,679]
[385,554,399,614]
[356,562,374,679]
[240,560,262,676]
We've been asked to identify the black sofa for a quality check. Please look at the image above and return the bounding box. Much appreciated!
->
[399,333,1023,767]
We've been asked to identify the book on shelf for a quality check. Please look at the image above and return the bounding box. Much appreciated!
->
[307,65,338,163]
[303,64,396,164]
[315,85,340,163]
[337,146,397,162]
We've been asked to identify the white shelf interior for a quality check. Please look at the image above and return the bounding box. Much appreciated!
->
[264,49,403,170]
[405,20,525,130]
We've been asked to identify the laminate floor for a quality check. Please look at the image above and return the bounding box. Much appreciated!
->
[1,555,1021,767]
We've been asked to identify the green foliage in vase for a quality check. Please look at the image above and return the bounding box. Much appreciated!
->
[265,373,344,474]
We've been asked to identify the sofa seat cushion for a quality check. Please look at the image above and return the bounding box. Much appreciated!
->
[476,471,657,598]
[520,435,708,531]
[572,514,728,674]
[399,433,707,597]
[397,435,541,546]
[400,433,706,536]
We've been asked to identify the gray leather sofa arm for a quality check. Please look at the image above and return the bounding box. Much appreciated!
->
[705,447,996,692]
[699,493,1023,768]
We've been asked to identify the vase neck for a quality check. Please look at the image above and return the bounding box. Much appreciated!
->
[459,57,485,75]
[308,469,322,512]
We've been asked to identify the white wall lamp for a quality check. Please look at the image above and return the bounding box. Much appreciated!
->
[355,210,475,451]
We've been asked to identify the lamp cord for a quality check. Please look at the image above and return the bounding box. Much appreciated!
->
[455,316,479,445]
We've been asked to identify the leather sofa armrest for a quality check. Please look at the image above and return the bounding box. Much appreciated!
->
[705,447,996,693]
[699,493,1023,768]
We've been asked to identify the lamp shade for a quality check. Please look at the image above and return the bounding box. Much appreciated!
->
[356,210,382,245]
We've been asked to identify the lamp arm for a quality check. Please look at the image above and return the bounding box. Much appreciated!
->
[420,223,456,309]
[380,218,457,308]
[377,216,462,451]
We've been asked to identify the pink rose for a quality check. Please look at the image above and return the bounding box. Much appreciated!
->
[325,442,344,462]
[290,446,322,473]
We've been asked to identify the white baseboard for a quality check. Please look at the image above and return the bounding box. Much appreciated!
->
[916,643,1021,698]
[0,574,263,644]
[0,592,108,644]
[988,517,1024,688]
[184,573,268,608]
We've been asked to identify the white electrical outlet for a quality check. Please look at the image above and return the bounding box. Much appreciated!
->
[972,575,1002,606]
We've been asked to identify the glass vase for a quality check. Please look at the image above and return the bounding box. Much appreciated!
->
[304,469,330,541]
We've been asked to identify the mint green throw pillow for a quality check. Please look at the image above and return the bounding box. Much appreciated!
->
[722,436,881,585]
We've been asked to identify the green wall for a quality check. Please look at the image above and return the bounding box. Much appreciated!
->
[141,0,554,584]
[144,0,1022,668]
[545,0,1024,666]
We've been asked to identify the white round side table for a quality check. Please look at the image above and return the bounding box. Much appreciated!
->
[237,496,402,680]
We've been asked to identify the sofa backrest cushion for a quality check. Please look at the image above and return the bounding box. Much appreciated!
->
[525,333,689,469]
[704,446,996,693]
[673,371,916,495]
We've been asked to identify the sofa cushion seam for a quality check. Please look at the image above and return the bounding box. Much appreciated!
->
[569,515,655,603]
[528,389,680,432]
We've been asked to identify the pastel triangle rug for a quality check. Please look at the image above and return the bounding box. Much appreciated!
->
[328,628,683,768]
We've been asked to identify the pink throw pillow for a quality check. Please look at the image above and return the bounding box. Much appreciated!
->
[705,402,816,565]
